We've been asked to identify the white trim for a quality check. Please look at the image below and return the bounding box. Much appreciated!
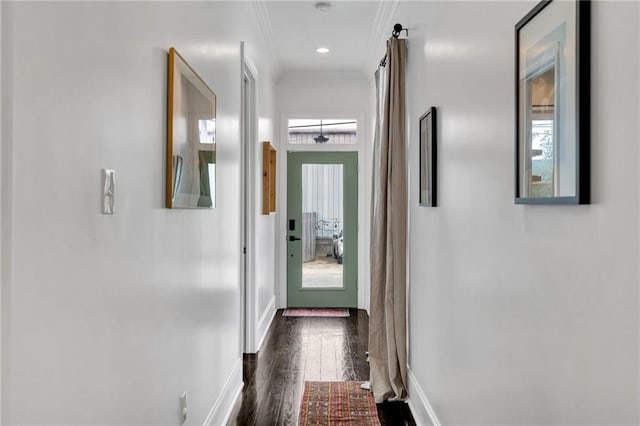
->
[243,54,259,82]
[240,41,248,356]
[203,358,243,426]
[276,117,286,308]
[241,42,259,354]
[363,0,400,74]
[0,2,4,418]
[251,0,282,78]
[276,112,368,310]
[255,296,276,352]
[407,367,441,426]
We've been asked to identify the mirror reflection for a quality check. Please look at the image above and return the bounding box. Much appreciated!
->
[518,10,581,202]
[167,48,216,209]
[526,65,556,198]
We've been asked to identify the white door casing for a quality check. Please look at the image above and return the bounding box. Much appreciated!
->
[240,42,258,353]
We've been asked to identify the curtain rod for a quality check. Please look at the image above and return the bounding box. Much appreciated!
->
[379,23,408,67]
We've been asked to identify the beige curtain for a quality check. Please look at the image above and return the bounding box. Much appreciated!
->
[369,37,407,403]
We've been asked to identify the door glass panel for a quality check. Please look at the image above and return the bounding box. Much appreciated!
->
[301,164,344,288]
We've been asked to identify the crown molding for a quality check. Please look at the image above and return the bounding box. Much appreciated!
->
[362,0,399,74]
[251,0,283,79]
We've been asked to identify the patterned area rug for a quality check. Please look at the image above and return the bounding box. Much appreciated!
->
[283,308,350,317]
[299,381,380,426]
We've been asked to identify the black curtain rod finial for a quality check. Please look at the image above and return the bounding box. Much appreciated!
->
[380,23,408,67]
[391,23,408,38]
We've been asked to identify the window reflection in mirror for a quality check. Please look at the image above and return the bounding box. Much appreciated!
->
[526,66,556,198]
[198,119,215,144]
[518,22,577,200]
[516,1,587,204]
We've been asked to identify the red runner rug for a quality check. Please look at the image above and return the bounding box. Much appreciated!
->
[299,381,380,426]
[283,308,350,317]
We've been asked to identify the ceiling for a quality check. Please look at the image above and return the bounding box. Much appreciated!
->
[256,1,397,77]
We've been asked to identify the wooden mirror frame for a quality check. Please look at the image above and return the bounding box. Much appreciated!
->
[167,47,217,209]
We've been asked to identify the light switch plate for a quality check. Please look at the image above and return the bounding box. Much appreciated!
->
[179,392,188,424]
[102,169,115,214]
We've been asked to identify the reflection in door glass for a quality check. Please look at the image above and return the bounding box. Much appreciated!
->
[289,119,357,145]
[301,164,344,288]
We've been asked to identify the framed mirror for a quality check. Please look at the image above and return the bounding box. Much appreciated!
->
[167,47,217,208]
[515,0,590,204]
[419,107,437,207]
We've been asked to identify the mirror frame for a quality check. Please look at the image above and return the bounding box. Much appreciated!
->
[514,0,590,205]
[166,47,217,209]
[419,107,437,207]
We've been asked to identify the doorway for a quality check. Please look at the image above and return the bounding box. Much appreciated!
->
[241,45,257,353]
[286,152,358,307]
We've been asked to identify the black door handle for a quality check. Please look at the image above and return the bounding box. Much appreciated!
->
[288,235,301,241]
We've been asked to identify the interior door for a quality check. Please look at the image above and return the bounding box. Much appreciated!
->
[287,152,358,308]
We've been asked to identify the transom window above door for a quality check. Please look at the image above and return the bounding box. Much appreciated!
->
[288,119,357,145]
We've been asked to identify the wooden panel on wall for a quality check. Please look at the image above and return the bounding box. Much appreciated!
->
[269,148,277,212]
[262,141,276,215]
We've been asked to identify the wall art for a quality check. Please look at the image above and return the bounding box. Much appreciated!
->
[167,47,217,208]
[515,0,590,204]
[419,107,437,207]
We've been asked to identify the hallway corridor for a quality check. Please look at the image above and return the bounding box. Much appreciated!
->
[234,310,415,425]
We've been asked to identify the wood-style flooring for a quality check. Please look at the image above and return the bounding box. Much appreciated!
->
[234,309,415,426]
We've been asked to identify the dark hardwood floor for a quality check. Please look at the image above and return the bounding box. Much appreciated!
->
[234,309,415,425]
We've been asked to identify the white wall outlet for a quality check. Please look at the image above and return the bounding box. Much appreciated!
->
[179,392,187,425]
[101,169,115,214]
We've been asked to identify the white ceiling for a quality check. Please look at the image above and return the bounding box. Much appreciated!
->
[256,1,397,77]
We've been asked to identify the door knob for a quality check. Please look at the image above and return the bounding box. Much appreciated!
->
[288,236,301,241]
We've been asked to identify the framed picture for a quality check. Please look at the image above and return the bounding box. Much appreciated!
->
[515,0,590,204]
[419,107,437,207]
[167,47,217,209]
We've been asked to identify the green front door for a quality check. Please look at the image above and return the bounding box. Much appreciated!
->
[287,152,358,307]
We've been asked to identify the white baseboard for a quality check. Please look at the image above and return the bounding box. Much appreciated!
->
[203,357,243,426]
[256,296,276,352]
[407,366,441,426]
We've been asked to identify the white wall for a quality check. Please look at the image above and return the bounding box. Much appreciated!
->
[275,72,372,310]
[251,53,278,350]
[1,1,275,424]
[389,1,639,424]
[0,3,3,421]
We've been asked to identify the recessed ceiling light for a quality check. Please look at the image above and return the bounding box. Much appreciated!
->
[315,2,331,12]
[316,47,330,54]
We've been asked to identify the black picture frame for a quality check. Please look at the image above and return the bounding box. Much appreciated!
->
[419,107,437,207]
[514,0,590,204]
